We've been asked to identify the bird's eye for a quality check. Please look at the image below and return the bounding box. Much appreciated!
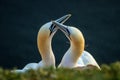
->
[49,24,56,36]
[49,24,55,32]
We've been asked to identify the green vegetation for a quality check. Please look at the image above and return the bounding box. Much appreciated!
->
[0,62,120,80]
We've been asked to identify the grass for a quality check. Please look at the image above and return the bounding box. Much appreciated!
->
[0,61,120,80]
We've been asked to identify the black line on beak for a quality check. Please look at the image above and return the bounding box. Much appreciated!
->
[49,24,56,36]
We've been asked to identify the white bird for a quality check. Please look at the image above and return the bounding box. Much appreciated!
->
[52,21,101,70]
[12,14,71,73]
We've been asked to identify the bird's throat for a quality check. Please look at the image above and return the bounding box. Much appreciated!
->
[37,38,55,67]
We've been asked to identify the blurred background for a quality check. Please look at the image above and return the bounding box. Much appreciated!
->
[0,0,120,69]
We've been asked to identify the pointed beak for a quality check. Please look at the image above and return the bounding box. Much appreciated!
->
[52,21,70,38]
[49,14,71,35]
[55,14,71,23]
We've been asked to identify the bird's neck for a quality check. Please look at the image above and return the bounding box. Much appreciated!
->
[70,42,84,63]
[37,38,55,67]
[59,40,84,68]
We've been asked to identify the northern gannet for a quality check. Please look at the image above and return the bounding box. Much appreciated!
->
[52,21,101,70]
[13,14,71,73]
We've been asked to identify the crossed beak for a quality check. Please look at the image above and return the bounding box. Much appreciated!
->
[49,14,71,35]
[52,21,70,39]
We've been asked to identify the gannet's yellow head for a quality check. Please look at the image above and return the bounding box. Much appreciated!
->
[38,22,56,42]
[52,21,85,54]
[68,27,84,47]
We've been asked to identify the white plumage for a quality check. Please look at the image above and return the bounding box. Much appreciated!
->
[78,51,101,69]
[12,14,71,73]
[52,21,101,70]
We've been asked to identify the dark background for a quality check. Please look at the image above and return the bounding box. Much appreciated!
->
[0,0,120,69]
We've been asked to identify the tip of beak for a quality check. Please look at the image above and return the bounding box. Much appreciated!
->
[68,14,72,17]
[55,14,72,24]
[65,14,72,21]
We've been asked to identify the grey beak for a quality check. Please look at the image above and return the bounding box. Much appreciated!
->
[49,14,71,35]
[52,21,70,38]
[55,14,71,23]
